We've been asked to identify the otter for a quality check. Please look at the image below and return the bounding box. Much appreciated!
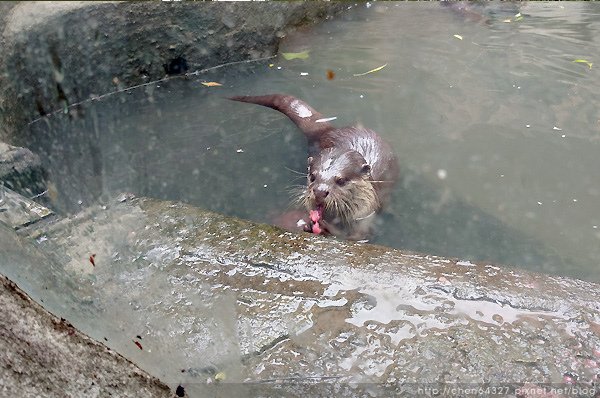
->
[230,94,398,240]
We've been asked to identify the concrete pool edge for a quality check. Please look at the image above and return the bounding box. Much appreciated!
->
[2,189,600,394]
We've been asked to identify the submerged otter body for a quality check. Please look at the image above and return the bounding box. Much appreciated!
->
[230,94,398,240]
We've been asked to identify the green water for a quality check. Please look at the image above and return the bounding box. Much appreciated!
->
[23,3,600,281]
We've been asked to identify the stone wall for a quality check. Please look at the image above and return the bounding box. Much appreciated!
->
[0,1,344,140]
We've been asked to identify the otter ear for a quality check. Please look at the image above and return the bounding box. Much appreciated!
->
[360,163,371,175]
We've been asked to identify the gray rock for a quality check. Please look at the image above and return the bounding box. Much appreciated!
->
[0,142,47,199]
[0,186,53,229]
[0,2,18,30]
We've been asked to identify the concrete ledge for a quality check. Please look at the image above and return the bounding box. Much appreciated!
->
[4,194,598,396]
[0,273,172,397]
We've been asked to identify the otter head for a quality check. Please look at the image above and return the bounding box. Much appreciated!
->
[305,148,379,228]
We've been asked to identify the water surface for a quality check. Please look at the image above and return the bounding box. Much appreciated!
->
[22,2,600,281]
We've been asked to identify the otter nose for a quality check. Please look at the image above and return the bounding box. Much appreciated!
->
[313,186,329,204]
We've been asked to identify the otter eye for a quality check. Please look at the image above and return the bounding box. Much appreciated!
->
[309,173,316,183]
[360,163,372,175]
[335,176,348,186]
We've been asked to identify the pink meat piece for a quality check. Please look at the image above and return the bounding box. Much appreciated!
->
[309,208,324,234]
[312,221,322,234]
[309,209,321,223]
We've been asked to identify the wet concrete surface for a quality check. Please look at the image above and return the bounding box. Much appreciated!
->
[4,194,598,396]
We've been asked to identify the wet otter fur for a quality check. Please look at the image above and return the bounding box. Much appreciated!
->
[230,94,398,240]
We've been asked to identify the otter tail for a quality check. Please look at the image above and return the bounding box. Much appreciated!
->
[229,94,334,140]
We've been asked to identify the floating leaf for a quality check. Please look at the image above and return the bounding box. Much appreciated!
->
[514,12,523,21]
[353,63,387,77]
[201,81,222,87]
[573,59,593,69]
[281,51,310,60]
[326,69,336,80]
[453,34,463,40]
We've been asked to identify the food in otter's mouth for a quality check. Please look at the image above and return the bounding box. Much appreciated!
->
[229,94,399,240]
[309,207,323,235]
